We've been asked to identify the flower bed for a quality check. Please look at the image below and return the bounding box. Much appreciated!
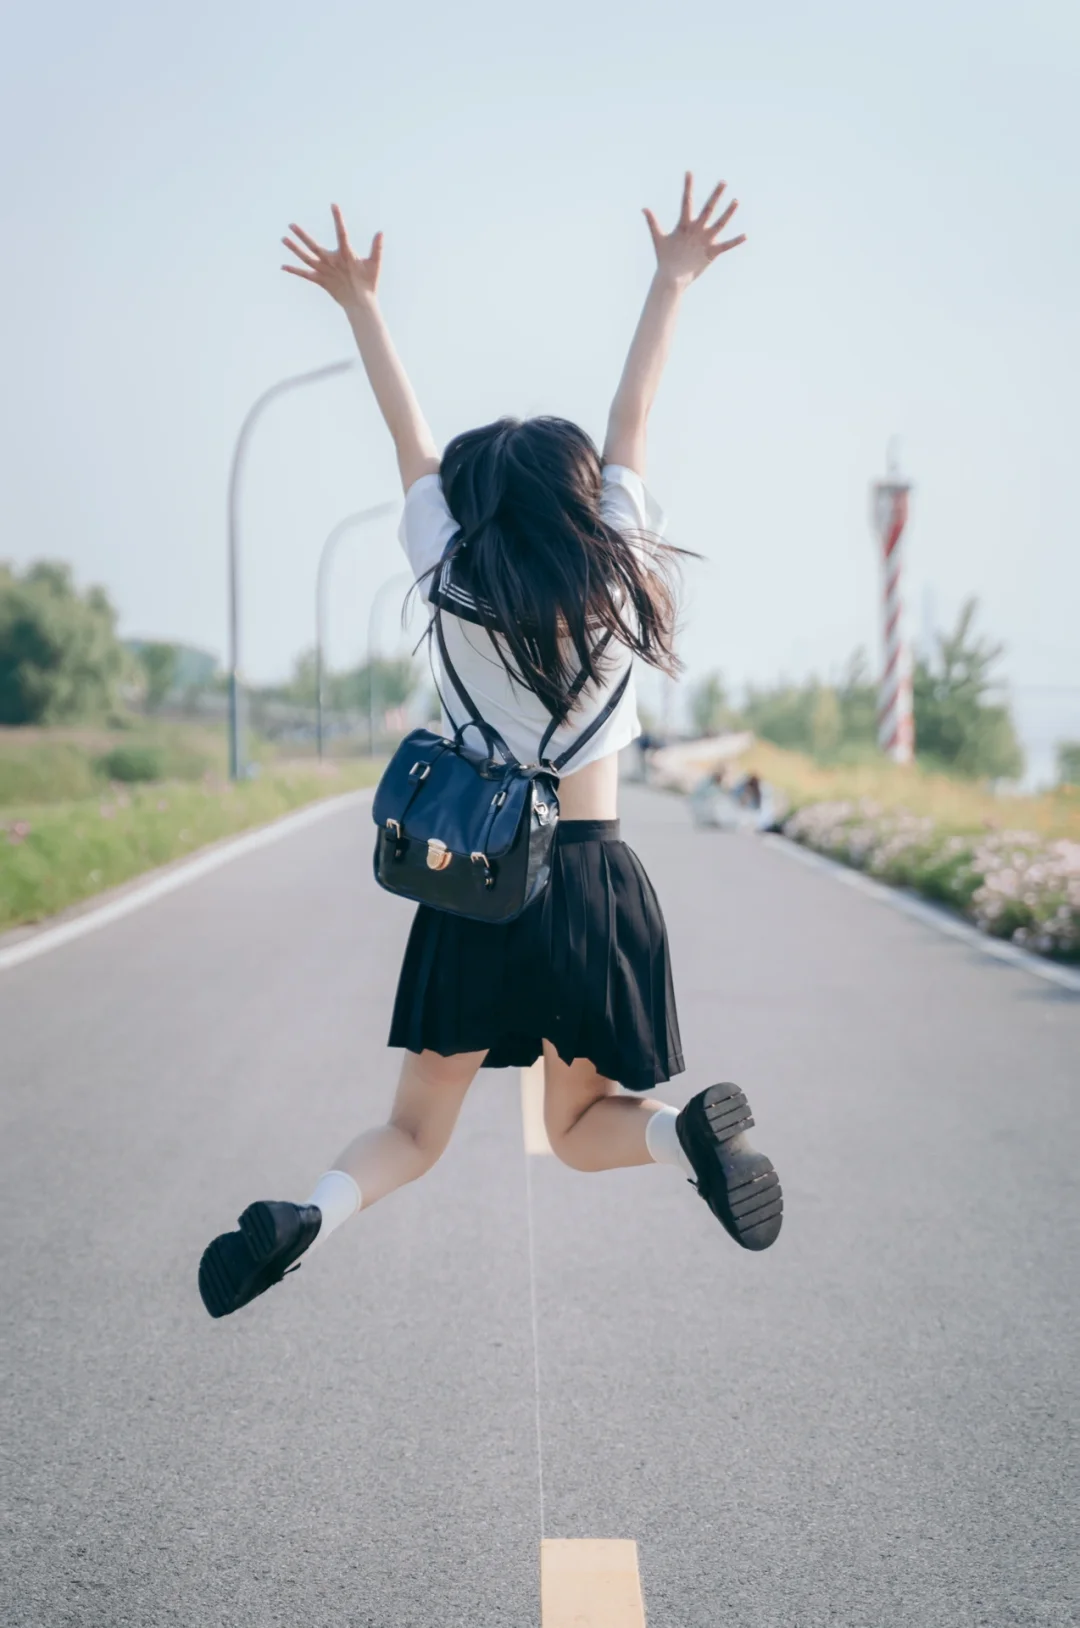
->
[783,800,1080,962]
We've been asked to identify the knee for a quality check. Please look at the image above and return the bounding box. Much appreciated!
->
[389,1109,449,1176]
[388,1051,474,1174]
[546,1119,602,1173]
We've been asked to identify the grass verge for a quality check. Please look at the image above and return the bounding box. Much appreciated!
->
[742,740,1080,842]
[0,762,380,933]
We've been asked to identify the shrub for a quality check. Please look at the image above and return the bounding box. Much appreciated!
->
[97,744,164,783]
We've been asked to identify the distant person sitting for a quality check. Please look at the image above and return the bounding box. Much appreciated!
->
[736,773,762,810]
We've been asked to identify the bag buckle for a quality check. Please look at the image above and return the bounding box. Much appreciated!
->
[409,762,431,781]
[426,838,452,872]
[385,818,401,837]
[471,851,495,889]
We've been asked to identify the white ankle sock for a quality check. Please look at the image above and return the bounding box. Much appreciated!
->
[305,1170,361,1249]
[645,1104,696,1179]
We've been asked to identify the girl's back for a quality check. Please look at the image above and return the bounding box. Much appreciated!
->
[400,438,674,814]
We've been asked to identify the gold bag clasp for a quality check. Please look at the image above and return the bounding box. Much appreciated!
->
[426,839,452,872]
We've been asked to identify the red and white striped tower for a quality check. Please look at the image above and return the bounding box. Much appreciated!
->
[871,445,914,763]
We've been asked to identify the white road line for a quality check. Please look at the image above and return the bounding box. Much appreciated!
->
[541,1539,646,1628]
[764,833,1080,994]
[0,788,373,976]
[521,1060,553,1155]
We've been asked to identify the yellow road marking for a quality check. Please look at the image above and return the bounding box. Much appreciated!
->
[521,1060,552,1155]
[541,1539,646,1627]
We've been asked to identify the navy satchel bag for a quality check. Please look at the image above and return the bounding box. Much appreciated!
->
[372,608,630,924]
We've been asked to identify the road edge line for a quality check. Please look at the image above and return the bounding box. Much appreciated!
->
[0,788,374,976]
[763,833,1080,994]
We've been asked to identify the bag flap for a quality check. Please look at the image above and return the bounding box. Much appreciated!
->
[373,730,545,857]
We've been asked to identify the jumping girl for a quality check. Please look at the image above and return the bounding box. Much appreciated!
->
[199,172,783,1319]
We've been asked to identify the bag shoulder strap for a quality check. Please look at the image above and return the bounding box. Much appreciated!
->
[541,642,633,773]
[433,607,521,768]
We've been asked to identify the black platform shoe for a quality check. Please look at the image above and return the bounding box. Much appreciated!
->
[198,1200,322,1319]
[675,1084,783,1251]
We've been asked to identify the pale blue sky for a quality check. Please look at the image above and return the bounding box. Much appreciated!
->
[3,0,1078,771]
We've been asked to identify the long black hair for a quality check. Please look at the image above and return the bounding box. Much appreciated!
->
[430,415,690,722]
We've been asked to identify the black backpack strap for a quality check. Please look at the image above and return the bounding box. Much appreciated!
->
[433,607,521,769]
[433,542,629,776]
[545,654,633,773]
[537,632,608,765]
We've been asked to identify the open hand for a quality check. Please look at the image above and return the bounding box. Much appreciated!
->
[643,172,745,286]
[282,204,382,309]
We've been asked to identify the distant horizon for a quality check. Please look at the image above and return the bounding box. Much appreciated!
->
[105,602,1077,792]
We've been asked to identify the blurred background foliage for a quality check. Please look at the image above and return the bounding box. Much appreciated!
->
[690,597,1025,782]
[0,561,126,726]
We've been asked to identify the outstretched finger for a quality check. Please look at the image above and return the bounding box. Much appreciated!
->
[679,170,693,225]
[282,235,320,268]
[707,198,739,235]
[282,264,322,282]
[331,203,351,253]
[367,229,384,266]
[642,207,662,249]
[288,222,327,258]
[707,233,747,259]
[696,180,727,225]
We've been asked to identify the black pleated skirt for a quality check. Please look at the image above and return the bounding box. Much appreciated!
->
[388,818,684,1091]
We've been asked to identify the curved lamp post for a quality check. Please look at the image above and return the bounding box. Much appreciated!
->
[315,502,397,758]
[227,358,355,779]
[366,571,414,755]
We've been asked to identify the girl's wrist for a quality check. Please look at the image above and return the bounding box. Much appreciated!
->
[343,289,380,322]
[652,267,691,295]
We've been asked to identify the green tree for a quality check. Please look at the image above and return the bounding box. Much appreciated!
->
[0,561,125,725]
[134,641,179,711]
[810,686,842,759]
[1057,742,1080,786]
[835,649,879,747]
[287,647,319,707]
[282,651,419,714]
[741,680,817,751]
[913,597,1023,779]
[333,656,418,713]
[688,671,732,736]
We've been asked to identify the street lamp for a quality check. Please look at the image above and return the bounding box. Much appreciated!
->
[227,358,355,780]
[315,503,397,759]
[366,571,413,755]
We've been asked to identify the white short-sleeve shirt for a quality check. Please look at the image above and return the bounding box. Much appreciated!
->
[398,465,666,773]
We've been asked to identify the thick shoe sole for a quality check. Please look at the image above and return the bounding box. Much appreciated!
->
[198,1202,308,1320]
[695,1083,783,1251]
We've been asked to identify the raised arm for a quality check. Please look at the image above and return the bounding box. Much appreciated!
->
[283,205,439,492]
[602,172,745,478]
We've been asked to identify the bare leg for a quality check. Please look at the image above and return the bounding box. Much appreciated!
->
[542,1041,671,1172]
[331,1047,487,1208]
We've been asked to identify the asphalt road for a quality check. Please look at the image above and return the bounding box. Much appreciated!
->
[3,784,1078,1627]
